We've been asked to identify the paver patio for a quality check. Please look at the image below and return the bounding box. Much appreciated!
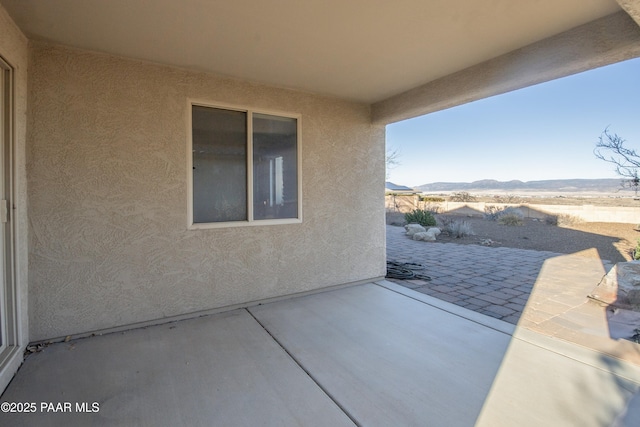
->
[387,224,640,365]
[386,224,615,324]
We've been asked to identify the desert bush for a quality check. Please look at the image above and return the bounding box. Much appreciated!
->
[483,205,502,221]
[420,202,441,214]
[419,196,445,203]
[557,214,582,226]
[632,239,640,260]
[443,219,475,238]
[545,214,582,226]
[449,191,477,202]
[484,206,524,223]
[498,214,524,226]
[404,209,436,227]
[437,215,451,228]
[500,206,523,217]
[493,194,521,203]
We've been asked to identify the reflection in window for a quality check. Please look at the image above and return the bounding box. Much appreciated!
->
[190,105,300,226]
[192,106,247,223]
[253,113,298,220]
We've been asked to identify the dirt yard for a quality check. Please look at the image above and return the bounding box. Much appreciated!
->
[387,211,640,264]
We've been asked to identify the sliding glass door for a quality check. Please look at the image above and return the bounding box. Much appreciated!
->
[0,56,15,363]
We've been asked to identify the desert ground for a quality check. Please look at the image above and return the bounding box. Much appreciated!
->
[387,210,640,264]
[433,192,640,207]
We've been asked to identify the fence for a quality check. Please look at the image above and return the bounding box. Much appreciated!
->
[384,194,640,224]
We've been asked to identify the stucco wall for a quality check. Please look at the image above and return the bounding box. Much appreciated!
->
[28,42,386,341]
[0,4,29,390]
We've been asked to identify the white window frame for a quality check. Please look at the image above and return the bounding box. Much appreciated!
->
[0,55,19,378]
[187,100,302,229]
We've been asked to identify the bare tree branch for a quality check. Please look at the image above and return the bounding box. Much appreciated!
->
[385,147,401,180]
[594,127,640,196]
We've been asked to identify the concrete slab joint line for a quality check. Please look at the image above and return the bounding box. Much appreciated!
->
[244,308,361,427]
[6,282,640,425]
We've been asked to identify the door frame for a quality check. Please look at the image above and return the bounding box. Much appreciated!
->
[0,53,20,391]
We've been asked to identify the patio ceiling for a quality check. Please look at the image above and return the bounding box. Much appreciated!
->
[0,0,624,105]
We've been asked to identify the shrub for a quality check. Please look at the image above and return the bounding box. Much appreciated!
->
[419,196,445,203]
[444,220,474,238]
[634,239,640,260]
[437,215,451,228]
[439,216,474,237]
[483,206,502,221]
[449,192,477,202]
[484,206,524,223]
[545,214,582,226]
[557,214,582,226]
[404,209,437,227]
[493,194,520,203]
[420,203,441,214]
[498,213,524,226]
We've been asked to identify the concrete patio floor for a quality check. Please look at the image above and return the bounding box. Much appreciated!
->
[386,224,640,366]
[2,282,640,426]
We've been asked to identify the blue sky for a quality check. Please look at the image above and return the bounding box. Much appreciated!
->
[386,57,640,187]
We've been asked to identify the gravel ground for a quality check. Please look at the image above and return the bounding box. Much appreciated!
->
[389,213,640,264]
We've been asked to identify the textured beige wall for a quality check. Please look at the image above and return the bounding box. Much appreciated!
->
[0,4,29,390]
[28,42,386,341]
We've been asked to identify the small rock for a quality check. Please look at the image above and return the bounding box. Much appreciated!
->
[426,227,441,236]
[413,231,436,242]
[590,261,640,308]
[405,224,426,237]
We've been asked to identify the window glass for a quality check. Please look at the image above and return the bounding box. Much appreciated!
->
[190,104,300,227]
[192,106,247,223]
[252,113,298,220]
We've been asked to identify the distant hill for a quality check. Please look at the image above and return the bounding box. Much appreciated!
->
[416,178,625,193]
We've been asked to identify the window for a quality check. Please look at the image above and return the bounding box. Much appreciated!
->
[189,102,301,228]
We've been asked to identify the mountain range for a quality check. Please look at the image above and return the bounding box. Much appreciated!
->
[416,178,625,193]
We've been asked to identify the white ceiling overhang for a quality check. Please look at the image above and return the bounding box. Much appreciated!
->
[1,0,639,123]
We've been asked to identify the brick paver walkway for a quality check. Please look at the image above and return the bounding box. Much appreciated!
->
[386,225,613,324]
